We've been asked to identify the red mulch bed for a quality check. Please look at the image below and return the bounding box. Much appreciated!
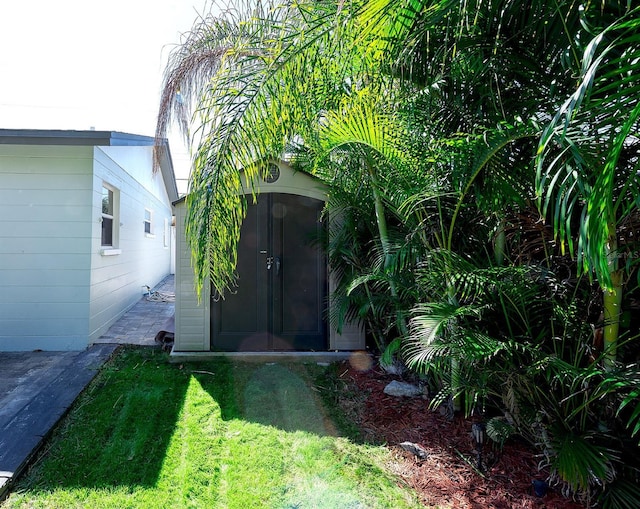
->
[335,356,586,509]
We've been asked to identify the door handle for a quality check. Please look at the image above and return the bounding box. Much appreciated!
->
[266,256,281,275]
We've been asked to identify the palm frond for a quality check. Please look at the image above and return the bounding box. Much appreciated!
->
[316,90,413,172]
[599,479,640,509]
[155,1,274,162]
[159,1,361,294]
[536,7,640,288]
[547,428,615,493]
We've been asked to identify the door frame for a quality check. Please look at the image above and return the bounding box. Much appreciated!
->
[211,193,327,351]
[209,162,330,351]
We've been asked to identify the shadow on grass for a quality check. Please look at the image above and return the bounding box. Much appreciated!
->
[6,347,423,509]
[15,348,340,493]
[12,347,191,491]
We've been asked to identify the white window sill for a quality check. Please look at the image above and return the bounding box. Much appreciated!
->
[100,248,122,256]
[145,233,155,239]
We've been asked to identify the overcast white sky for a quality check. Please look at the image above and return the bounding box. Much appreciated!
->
[0,0,213,192]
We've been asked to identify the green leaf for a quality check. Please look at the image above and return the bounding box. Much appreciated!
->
[381,337,402,366]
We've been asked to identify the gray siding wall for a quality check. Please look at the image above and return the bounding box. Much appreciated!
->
[0,145,93,350]
[88,146,173,342]
[173,200,209,351]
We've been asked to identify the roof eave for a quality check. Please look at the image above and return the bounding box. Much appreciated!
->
[0,128,156,147]
[154,139,180,204]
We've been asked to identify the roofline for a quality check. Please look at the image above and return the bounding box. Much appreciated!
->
[0,128,156,147]
[172,160,328,207]
[154,139,180,203]
[0,128,180,203]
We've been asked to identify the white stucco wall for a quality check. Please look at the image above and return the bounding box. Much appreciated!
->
[0,145,94,350]
[88,146,174,342]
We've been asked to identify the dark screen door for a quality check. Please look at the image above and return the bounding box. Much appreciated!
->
[212,194,327,351]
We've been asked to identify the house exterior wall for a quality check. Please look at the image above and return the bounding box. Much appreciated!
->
[173,162,365,353]
[0,141,175,352]
[0,145,94,350]
[88,146,174,342]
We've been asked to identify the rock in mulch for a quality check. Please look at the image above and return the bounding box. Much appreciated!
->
[399,441,429,460]
[383,380,424,398]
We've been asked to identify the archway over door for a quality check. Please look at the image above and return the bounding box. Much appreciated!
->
[211,193,327,351]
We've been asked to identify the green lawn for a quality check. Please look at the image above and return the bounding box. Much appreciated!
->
[2,347,424,509]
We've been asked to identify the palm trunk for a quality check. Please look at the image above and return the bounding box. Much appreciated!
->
[369,168,408,339]
[603,272,623,368]
[494,217,506,266]
[603,221,622,369]
[446,282,462,412]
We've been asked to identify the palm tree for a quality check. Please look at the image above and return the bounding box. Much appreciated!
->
[355,0,584,408]
[536,5,640,367]
[156,1,348,295]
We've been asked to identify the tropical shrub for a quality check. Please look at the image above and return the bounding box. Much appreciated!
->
[404,251,640,505]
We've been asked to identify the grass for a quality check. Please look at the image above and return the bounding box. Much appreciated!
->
[1,346,424,509]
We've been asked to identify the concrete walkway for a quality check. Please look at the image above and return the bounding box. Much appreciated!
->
[0,275,175,499]
[96,275,175,346]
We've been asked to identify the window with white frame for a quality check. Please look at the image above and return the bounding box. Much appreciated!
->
[101,184,118,247]
[144,208,153,235]
[163,217,169,247]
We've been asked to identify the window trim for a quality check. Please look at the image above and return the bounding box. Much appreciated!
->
[144,208,155,238]
[100,248,122,256]
[101,183,119,249]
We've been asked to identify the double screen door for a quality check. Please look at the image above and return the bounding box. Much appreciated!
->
[211,193,327,351]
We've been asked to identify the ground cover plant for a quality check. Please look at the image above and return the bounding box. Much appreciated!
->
[1,346,422,509]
